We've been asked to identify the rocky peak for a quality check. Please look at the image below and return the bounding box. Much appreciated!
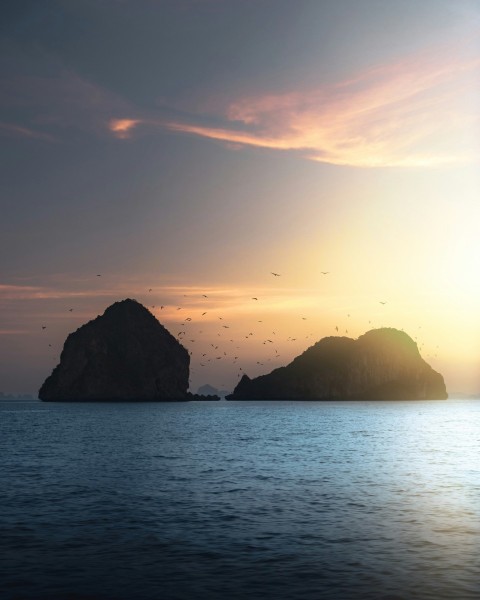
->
[39,299,190,401]
[227,328,447,401]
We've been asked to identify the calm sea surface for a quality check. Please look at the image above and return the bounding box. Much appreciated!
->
[1,399,479,600]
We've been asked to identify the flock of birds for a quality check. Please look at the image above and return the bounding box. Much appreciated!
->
[40,270,438,390]
[148,271,340,387]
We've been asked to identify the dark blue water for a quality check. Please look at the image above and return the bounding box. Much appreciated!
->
[1,399,479,600]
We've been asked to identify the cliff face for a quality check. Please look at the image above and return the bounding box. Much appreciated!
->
[39,299,189,401]
[227,328,447,400]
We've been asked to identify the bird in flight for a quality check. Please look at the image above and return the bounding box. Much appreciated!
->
[379,301,387,305]
[321,271,329,275]
[96,274,101,277]
[148,288,152,292]
[252,297,258,300]
[202,294,208,298]
[69,308,73,312]
[42,326,46,330]
[271,272,281,277]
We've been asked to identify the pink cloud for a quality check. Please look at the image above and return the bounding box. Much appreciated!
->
[160,46,480,167]
[109,118,142,138]
[5,38,472,168]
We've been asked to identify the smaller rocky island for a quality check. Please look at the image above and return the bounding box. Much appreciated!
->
[197,384,231,399]
[39,299,190,401]
[227,328,448,401]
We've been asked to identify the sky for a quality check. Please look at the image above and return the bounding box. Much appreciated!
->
[1,0,480,396]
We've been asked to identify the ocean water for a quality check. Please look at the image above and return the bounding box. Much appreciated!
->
[1,399,479,600]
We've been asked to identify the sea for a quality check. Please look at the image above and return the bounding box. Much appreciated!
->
[1,398,479,600]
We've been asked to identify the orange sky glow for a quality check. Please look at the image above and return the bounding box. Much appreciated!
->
[2,4,480,396]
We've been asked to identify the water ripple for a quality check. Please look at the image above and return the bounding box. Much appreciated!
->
[1,399,479,599]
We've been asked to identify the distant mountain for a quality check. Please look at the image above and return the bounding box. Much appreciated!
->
[39,299,190,401]
[197,384,219,396]
[227,328,447,401]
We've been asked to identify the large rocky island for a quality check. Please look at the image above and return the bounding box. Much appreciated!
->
[227,328,447,400]
[39,299,190,401]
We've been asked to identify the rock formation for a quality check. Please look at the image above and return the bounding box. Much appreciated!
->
[187,392,220,401]
[195,384,229,399]
[39,299,190,401]
[227,328,448,400]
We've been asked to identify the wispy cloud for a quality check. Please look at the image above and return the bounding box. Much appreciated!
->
[0,283,125,301]
[0,62,133,141]
[0,329,31,335]
[159,49,480,167]
[0,121,56,141]
[0,282,319,317]
[3,39,477,166]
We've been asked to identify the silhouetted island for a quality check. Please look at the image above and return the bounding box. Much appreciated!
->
[39,299,190,401]
[226,328,448,400]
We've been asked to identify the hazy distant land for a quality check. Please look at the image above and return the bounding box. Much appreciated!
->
[0,392,35,401]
